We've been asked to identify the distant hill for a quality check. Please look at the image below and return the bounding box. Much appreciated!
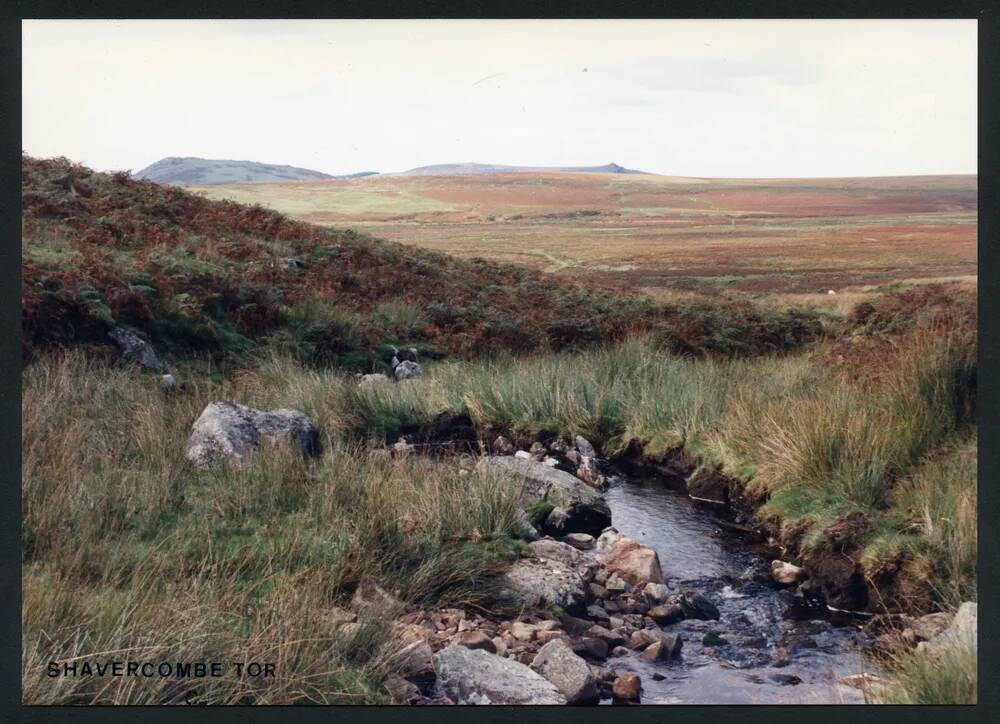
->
[134,157,369,185]
[399,162,649,176]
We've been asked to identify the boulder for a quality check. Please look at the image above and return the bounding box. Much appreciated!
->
[108,325,167,373]
[433,645,566,705]
[530,539,588,570]
[916,602,977,656]
[530,639,599,705]
[599,536,664,587]
[185,402,321,468]
[612,673,641,703]
[394,360,423,381]
[771,560,807,586]
[392,639,436,692]
[503,558,587,612]
[480,456,611,535]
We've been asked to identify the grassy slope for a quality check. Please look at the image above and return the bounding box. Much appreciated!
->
[23,155,824,371]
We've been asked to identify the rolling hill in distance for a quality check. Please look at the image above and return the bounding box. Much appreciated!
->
[397,162,649,176]
[134,156,378,185]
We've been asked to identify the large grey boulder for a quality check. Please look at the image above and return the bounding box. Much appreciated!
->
[185,402,321,468]
[433,645,566,704]
[503,557,588,612]
[108,325,166,373]
[530,639,599,705]
[480,456,611,535]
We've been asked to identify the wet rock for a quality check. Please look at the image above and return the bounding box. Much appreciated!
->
[108,325,167,373]
[481,456,611,535]
[574,435,597,458]
[651,672,666,681]
[771,560,807,585]
[639,640,669,662]
[394,360,423,381]
[649,604,685,626]
[433,645,566,705]
[677,592,720,621]
[611,673,641,703]
[185,402,321,469]
[564,533,595,550]
[643,582,670,605]
[456,631,497,653]
[702,631,728,646]
[385,675,422,704]
[599,536,664,588]
[503,558,587,612]
[530,639,599,705]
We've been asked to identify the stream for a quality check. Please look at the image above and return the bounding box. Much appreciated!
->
[598,475,875,704]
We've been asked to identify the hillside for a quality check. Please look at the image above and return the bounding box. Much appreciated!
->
[189,171,977,298]
[134,156,342,185]
[399,162,647,176]
[23,155,826,370]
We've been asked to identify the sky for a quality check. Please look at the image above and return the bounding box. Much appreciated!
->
[22,19,977,178]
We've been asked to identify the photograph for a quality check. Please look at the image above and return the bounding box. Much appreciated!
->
[20,18,977,705]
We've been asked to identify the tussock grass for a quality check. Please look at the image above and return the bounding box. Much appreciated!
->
[874,638,977,705]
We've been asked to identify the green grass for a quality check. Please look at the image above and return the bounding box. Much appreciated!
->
[874,637,977,704]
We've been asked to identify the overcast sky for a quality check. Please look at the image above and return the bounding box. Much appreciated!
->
[22,19,977,178]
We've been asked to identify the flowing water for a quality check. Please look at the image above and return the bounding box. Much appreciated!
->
[600,476,876,704]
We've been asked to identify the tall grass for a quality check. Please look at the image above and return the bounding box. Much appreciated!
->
[22,353,521,704]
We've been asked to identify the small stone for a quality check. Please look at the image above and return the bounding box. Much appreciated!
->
[649,604,685,625]
[564,533,596,550]
[514,450,532,460]
[588,583,609,600]
[571,637,609,661]
[585,625,625,648]
[612,673,641,703]
[605,574,629,592]
[586,604,611,623]
[643,582,669,604]
[677,592,720,621]
[640,641,665,662]
[493,435,514,454]
[651,672,666,681]
[456,630,497,653]
[536,630,566,645]
[611,646,630,657]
